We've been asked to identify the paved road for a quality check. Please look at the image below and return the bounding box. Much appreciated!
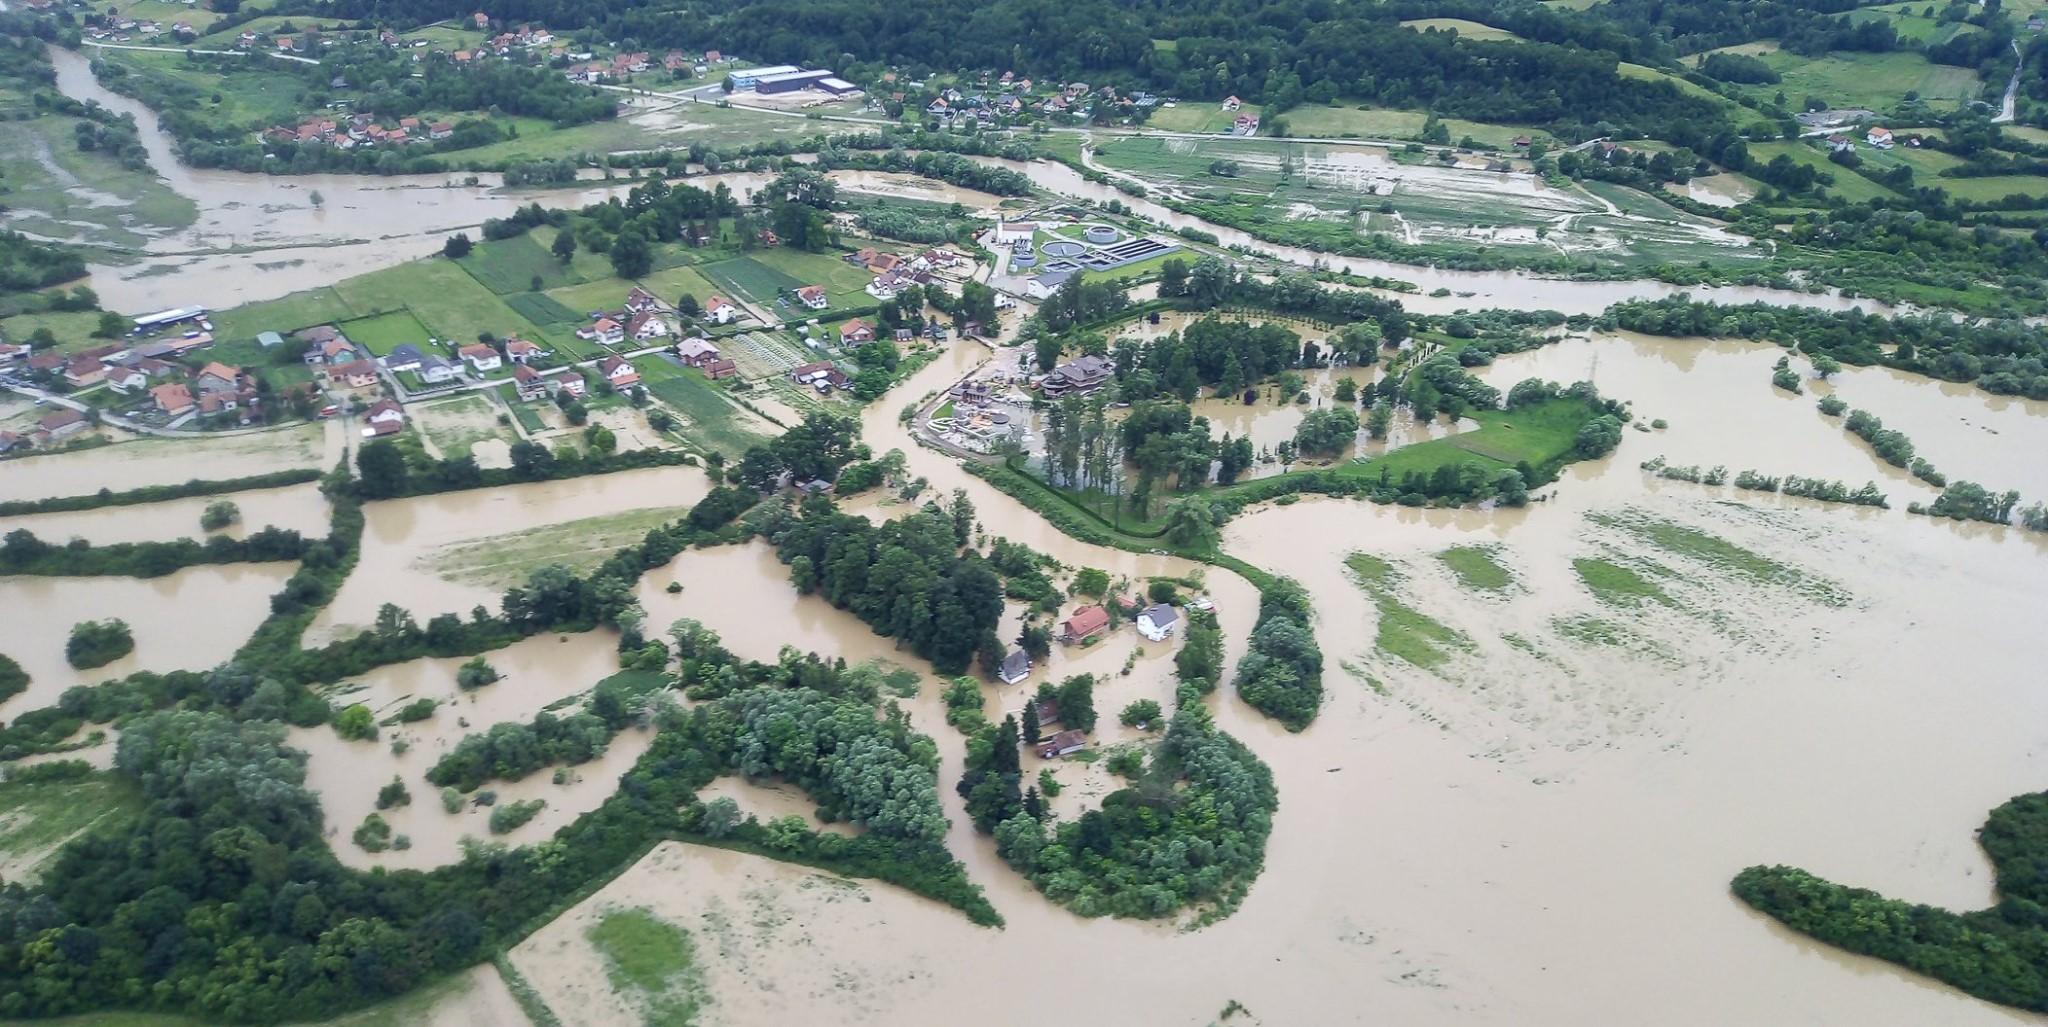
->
[83,40,322,65]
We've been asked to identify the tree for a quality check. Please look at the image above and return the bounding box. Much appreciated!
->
[1293,407,1360,455]
[551,230,577,263]
[1163,497,1220,550]
[334,703,377,741]
[701,796,743,838]
[442,232,473,259]
[1120,699,1163,728]
[1055,674,1097,732]
[1020,697,1042,744]
[200,500,240,531]
[456,656,499,690]
[65,619,133,669]
[1159,257,1189,297]
[93,311,128,338]
[1072,567,1111,597]
[356,439,410,498]
[609,228,653,279]
[1034,334,1061,373]
[1811,353,1842,380]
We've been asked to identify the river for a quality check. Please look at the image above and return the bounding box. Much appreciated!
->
[45,44,1904,323]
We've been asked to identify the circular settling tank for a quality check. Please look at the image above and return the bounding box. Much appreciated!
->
[1082,224,1122,244]
[1040,240,1086,258]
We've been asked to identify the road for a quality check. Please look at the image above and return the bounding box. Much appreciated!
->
[83,40,323,65]
[1995,39,2023,125]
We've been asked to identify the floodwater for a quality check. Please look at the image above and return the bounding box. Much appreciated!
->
[0,421,338,503]
[502,330,2047,1027]
[307,464,709,645]
[0,481,330,545]
[0,562,296,713]
[296,629,652,872]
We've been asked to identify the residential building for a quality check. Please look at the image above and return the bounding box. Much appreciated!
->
[504,338,545,364]
[789,360,851,392]
[548,370,587,398]
[364,399,406,436]
[512,364,549,401]
[627,312,669,341]
[1039,354,1115,398]
[63,358,108,389]
[998,649,1031,685]
[37,409,88,442]
[0,431,26,454]
[0,342,28,364]
[702,358,739,380]
[330,360,380,388]
[1827,134,1854,153]
[599,356,640,389]
[838,318,875,345]
[675,337,722,367]
[581,317,625,346]
[1059,605,1110,643]
[105,367,148,394]
[459,343,503,372]
[1035,729,1088,759]
[795,285,829,310]
[1137,603,1179,641]
[383,344,426,372]
[195,362,243,394]
[625,286,661,313]
[150,382,195,416]
[704,296,738,324]
[418,355,459,384]
[1867,126,1895,149]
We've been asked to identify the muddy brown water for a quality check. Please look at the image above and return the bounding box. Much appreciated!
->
[0,563,297,714]
[306,464,709,645]
[0,481,330,545]
[0,421,339,503]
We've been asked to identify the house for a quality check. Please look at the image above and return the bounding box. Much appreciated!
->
[472,10,489,27]
[104,366,148,394]
[789,360,851,392]
[625,286,661,313]
[989,221,1036,246]
[63,358,108,389]
[703,296,738,325]
[1221,95,1241,111]
[795,285,829,310]
[547,370,586,398]
[998,649,1032,685]
[599,356,640,389]
[1233,114,1260,136]
[864,275,901,301]
[37,409,88,443]
[1035,729,1088,759]
[428,121,453,140]
[1034,697,1062,727]
[383,343,425,372]
[195,362,243,394]
[675,337,722,367]
[580,317,625,346]
[0,431,26,454]
[299,325,347,362]
[150,382,195,415]
[504,338,545,364]
[1136,603,1179,642]
[459,343,502,372]
[702,357,739,380]
[838,318,875,345]
[1867,126,1894,149]
[1038,354,1115,398]
[256,330,285,350]
[1511,135,1532,148]
[626,312,669,341]
[1827,134,1854,153]
[418,355,459,384]
[330,360,380,388]
[512,364,549,401]
[0,342,28,364]
[364,399,406,436]
[1059,605,1110,643]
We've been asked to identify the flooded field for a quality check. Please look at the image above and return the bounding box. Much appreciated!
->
[308,465,709,645]
[0,563,296,713]
[298,629,648,871]
[0,481,330,545]
[0,422,337,503]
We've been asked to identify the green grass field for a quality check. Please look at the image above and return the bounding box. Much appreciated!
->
[631,356,767,456]
[1847,4,1984,44]
[210,286,360,344]
[0,772,142,883]
[333,260,555,351]
[1345,552,1473,670]
[97,49,309,129]
[588,908,707,1027]
[1438,545,1514,591]
[1147,101,1264,135]
[1738,50,1982,112]
[458,233,589,294]
[1616,63,1740,109]
[747,248,882,308]
[451,102,829,164]
[639,265,725,308]
[1399,18,1525,41]
[505,292,584,327]
[1924,175,2048,202]
[698,256,812,313]
[335,310,430,355]
[1747,141,1898,203]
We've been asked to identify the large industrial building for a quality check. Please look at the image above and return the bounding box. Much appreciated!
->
[754,69,834,94]
[728,64,798,89]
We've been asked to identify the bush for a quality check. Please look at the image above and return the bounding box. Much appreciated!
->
[200,500,240,531]
[352,813,392,851]
[440,786,463,813]
[376,777,411,810]
[334,704,377,741]
[0,654,26,704]
[489,798,546,834]
[65,620,133,670]
[395,698,437,722]
[456,656,500,690]
[1119,699,1163,729]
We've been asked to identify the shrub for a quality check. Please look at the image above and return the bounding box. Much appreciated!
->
[376,777,411,810]
[334,704,377,741]
[488,798,546,834]
[395,698,436,722]
[456,656,500,690]
[352,813,392,852]
[440,786,463,813]
[199,500,240,531]
[1120,699,1163,729]
[65,619,133,670]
